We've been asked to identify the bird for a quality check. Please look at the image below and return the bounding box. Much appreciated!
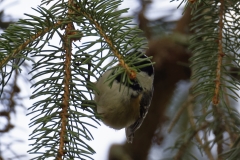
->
[94,51,154,143]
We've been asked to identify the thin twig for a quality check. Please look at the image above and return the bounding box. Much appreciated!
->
[212,0,225,157]
[57,0,74,159]
[79,8,136,79]
[0,21,63,68]
[212,0,225,105]
[187,96,214,160]
[222,82,237,145]
[168,101,188,133]
[174,123,208,160]
[212,0,224,156]
[212,104,223,160]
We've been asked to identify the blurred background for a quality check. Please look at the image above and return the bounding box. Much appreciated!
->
[0,0,195,159]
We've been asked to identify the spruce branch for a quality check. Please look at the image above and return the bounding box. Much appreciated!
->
[187,94,214,160]
[189,0,240,105]
[0,21,63,69]
[0,0,148,159]
[80,11,136,79]
[73,1,142,79]
[173,123,208,160]
[212,0,225,105]
[57,1,74,159]
[166,0,240,159]
[0,6,66,96]
[167,102,187,133]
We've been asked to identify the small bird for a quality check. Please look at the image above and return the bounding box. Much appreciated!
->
[94,51,154,143]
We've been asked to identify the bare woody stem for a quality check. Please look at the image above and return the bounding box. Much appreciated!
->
[212,0,225,105]
[57,0,74,159]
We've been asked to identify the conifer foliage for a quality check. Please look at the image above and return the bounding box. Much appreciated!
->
[1,0,240,159]
[0,0,147,159]
[168,0,240,159]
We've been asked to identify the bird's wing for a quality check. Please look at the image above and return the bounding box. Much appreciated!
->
[125,89,153,143]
